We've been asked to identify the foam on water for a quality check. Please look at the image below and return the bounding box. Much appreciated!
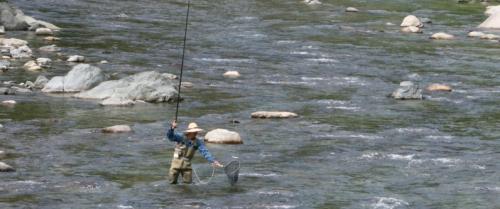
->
[240,172,280,177]
[371,197,409,209]
[192,58,254,63]
[306,58,339,63]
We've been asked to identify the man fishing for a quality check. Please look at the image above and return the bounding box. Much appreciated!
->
[166,120,223,184]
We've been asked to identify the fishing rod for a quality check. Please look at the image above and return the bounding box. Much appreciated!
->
[175,0,191,122]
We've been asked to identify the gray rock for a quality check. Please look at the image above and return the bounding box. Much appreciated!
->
[251,111,299,119]
[0,87,15,95]
[0,60,10,71]
[99,97,135,106]
[36,57,52,68]
[0,26,4,34]
[204,129,243,144]
[0,150,5,158]
[42,64,105,93]
[10,45,32,58]
[11,86,32,94]
[25,80,35,88]
[0,3,30,30]
[102,125,132,133]
[22,15,60,31]
[34,75,49,89]
[391,81,423,100]
[35,27,53,35]
[39,44,61,52]
[67,55,85,62]
[75,71,178,104]
[0,161,15,172]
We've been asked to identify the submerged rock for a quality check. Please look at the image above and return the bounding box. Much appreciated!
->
[480,33,500,40]
[42,64,106,93]
[23,60,42,71]
[67,55,85,62]
[0,162,15,172]
[39,44,61,52]
[204,129,243,144]
[479,12,500,29]
[251,111,299,119]
[223,71,241,79]
[75,71,178,104]
[102,125,132,133]
[36,57,52,68]
[303,0,321,5]
[0,150,5,158]
[99,97,135,106]
[430,32,455,40]
[1,100,17,106]
[400,15,423,28]
[401,26,422,33]
[427,83,452,92]
[391,81,423,100]
[44,36,60,41]
[10,45,32,58]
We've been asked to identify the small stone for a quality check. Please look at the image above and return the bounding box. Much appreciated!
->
[251,111,299,119]
[480,33,500,40]
[345,7,359,12]
[430,32,455,40]
[0,87,15,95]
[401,26,422,33]
[1,38,28,47]
[36,58,52,68]
[0,150,5,158]
[10,45,33,58]
[1,100,17,106]
[100,60,108,64]
[401,15,423,28]
[39,45,61,52]
[468,31,485,37]
[204,129,243,144]
[102,125,133,133]
[386,22,395,26]
[427,83,452,92]
[35,28,54,36]
[420,18,432,24]
[43,36,60,41]
[23,60,42,71]
[0,162,15,172]
[99,97,135,106]
[391,81,423,100]
[181,82,194,89]
[223,71,241,79]
[304,0,321,5]
[0,60,10,71]
[67,55,85,62]
[25,81,35,88]
[0,26,5,35]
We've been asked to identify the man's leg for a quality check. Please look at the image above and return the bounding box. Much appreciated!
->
[182,169,193,184]
[168,168,180,184]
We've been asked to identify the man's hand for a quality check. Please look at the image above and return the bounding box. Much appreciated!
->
[171,120,177,129]
[212,161,223,168]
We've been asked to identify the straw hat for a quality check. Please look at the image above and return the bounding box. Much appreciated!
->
[184,122,204,133]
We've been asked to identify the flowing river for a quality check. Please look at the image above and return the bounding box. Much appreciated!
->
[1,0,499,208]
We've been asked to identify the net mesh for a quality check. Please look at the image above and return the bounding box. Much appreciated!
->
[224,160,240,186]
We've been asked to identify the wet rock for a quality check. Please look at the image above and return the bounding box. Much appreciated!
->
[99,97,135,106]
[485,5,500,16]
[75,71,178,104]
[0,150,5,158]
[10,45,32,58]
[181,82,194,89]
[34,75,49,89]
[480,33,500,40]
[0,60,10,71]
[251,111,299,119]
[25,81,35,88]
[430,32,455,40]
[223,71,241,79]
[102,125,132,133]
[0,3,30,30]
[386,22,395,26]
[43,36,60,41]
[0,87,15,95]
[22,15,60,31]
[427,83,452,92]
[0,38,27,47]
[23,60,42,71]
[303,0,321,5]
[39,44,61,52]
[345,7,359,12]
[11,86,32,94]
[42,64,106,93]
[35,28,53,36]
[401,26,422,33]
[400,15,423,28]
[0,26,4,35]
[36,57,52,68]
[100,60,109,64]
[468,31,485,37]
[420,17,432,24]
[479,12,500,29]
[0,162,15,172]
[204,129,243,144]
[67,55,85,62]
[1,100,16,106]
[391,81,423,100]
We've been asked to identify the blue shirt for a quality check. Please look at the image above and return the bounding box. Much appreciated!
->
[166,128,215,163]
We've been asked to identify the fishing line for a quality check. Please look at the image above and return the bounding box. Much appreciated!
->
[174,0,191,122]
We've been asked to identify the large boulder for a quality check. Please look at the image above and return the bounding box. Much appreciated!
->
[479,12,500,29]
[0,3,60,31]
[74,71,178,104]
[485,5,500,16]
[391,81,423,100]
[251,111,299,119]
[204,129,243,144]
[42,64,106,93]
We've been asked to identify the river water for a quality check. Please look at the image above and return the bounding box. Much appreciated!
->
[1,0,499,208]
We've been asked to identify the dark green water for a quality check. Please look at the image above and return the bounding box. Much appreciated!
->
[0,0,499,208]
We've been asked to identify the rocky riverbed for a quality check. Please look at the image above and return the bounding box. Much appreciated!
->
[1,0,499,209]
